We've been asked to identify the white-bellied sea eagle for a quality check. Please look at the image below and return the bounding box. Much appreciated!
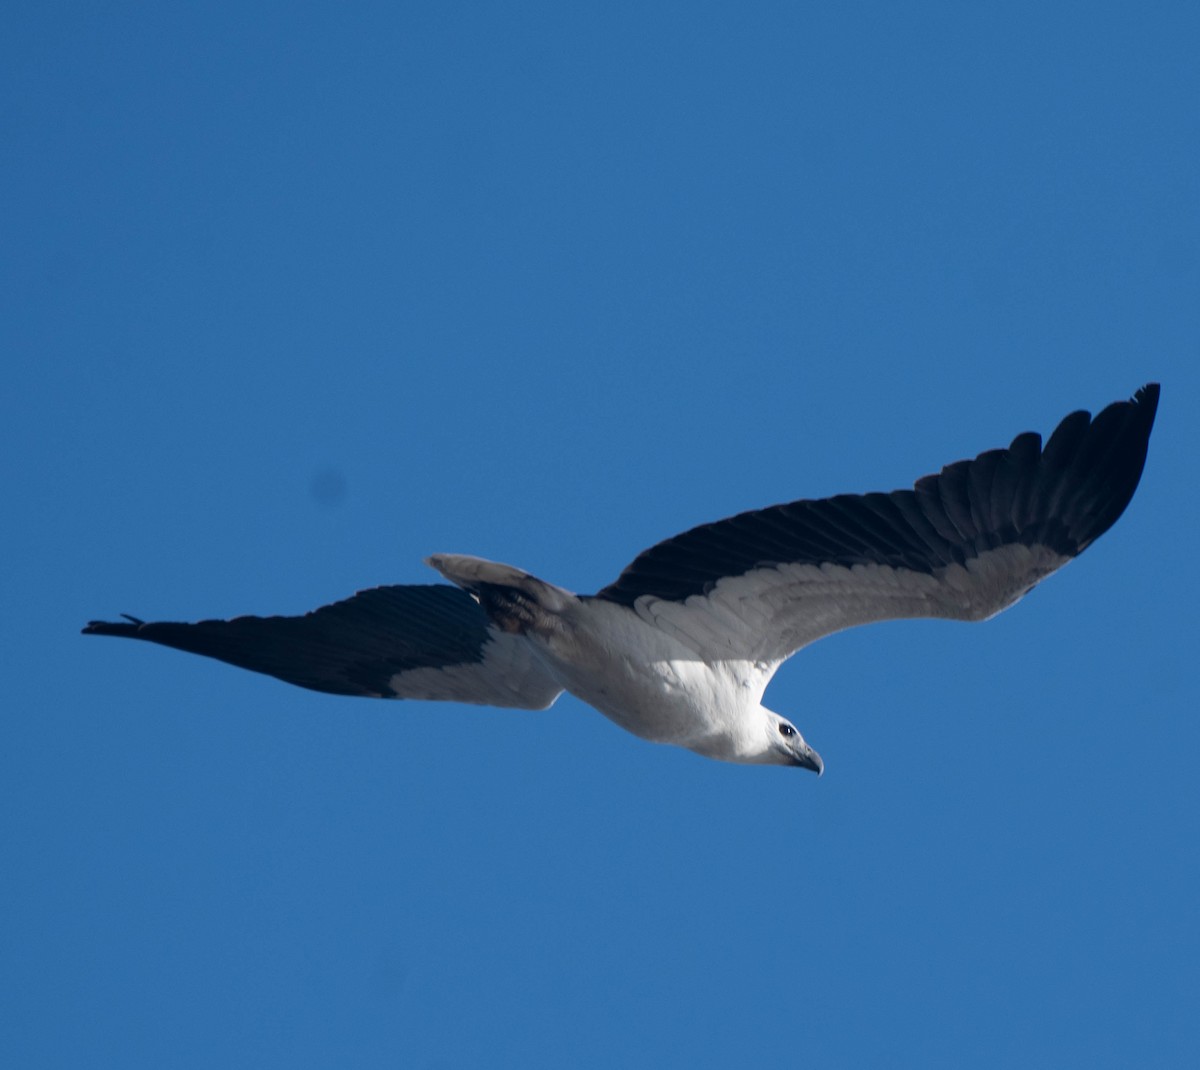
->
[84,384,1159,772]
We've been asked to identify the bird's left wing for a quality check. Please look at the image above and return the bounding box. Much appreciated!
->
[83,583,563,709]
[593,384,1158,668]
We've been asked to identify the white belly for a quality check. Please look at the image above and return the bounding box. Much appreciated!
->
[528,596,759,751]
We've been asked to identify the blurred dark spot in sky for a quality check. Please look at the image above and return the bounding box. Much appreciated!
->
[309,468,347,507]
[369,945,412,998]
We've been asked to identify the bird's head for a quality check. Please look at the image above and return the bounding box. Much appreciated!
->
[763,711,824,774]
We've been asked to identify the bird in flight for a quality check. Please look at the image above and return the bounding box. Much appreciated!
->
[84,384,1159,773]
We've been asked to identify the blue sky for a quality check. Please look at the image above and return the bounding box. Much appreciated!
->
[4,3,1198,1067]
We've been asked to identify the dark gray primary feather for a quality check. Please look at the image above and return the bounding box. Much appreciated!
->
[82,584,492,697]
[595,384,1159,608]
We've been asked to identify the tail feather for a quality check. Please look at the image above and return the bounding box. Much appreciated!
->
[425,555,576,629]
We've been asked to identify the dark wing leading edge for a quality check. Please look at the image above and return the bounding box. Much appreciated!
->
[83,584,563,709]
[593,384,1159,666]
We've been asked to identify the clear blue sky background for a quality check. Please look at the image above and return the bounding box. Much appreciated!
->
[4,3,1198,1067]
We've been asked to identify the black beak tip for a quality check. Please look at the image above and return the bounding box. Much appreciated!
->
[796,748,824,776]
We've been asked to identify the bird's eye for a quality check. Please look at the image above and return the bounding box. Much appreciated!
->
[778,723,795,738]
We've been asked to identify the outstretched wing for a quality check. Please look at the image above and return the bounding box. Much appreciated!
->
[83,583,563,709]
[593,384,1159,667]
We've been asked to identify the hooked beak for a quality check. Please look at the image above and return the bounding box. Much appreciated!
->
[794,744,824,776]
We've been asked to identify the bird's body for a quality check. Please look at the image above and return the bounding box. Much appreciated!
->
[439,570,778,763]
[84,384,1160,772]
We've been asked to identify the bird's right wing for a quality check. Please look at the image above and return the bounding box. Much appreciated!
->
[83,583,563,709]
[595,384,1159,669]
